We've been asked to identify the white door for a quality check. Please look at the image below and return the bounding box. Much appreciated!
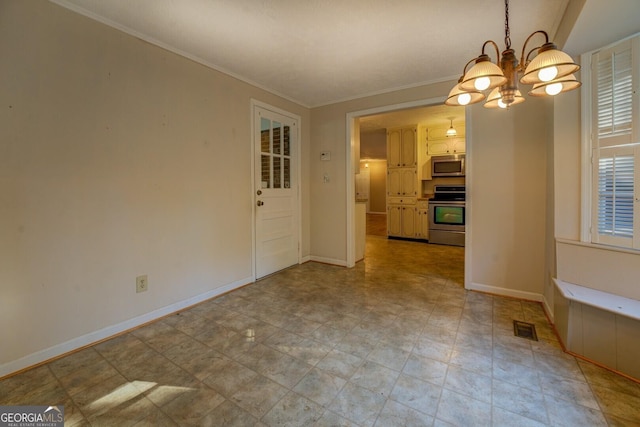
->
[254,105,299,279]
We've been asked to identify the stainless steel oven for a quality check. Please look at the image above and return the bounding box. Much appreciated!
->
[428,185,465,246]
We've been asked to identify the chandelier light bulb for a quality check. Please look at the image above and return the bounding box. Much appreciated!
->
[545,82,563,96]
[457,93,471,105]
[474,76,491,91]
[498,99,507,109]
[538,66,558,82]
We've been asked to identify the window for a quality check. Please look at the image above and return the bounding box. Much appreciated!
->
[587,34,640,250]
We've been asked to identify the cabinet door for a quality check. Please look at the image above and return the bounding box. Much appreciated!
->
[449,138,466,154]
[427,141,450,155]
[400,127,417,167]
[401,206,416,238]
[387,129,402,167]
[416,209,429,240]
[387,205,402,236]
[388,169,402,196]
[401,168,416,196]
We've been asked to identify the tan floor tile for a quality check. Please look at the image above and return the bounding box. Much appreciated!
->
[262,391,324,426]
[162,385,225,425]
[544,394,608,426]
[443,365,492,404]
[230,374,288,418]
[492,379,548,424]
[198,399,261,426]
[390,373,441,417]
[350,360,400,397]
[292,367,346,408]
[329,382,387,427]
[591,384,640,424]
[316,349,363,379]
[436,388,491,427]
[375,399,434,427]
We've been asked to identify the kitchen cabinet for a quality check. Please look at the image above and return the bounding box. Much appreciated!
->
[386,125,422,239]
[387,126,417,168]
[427,137,466,155]
[387,168,417,197]
[388,204,417,238]
[415,200,429,240]
[423,125,466,156]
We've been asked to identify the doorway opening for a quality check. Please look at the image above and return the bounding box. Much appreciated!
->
[346,99,469,288]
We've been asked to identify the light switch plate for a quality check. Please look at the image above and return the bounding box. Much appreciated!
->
[320,151,331,161]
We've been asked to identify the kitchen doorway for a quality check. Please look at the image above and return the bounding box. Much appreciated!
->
[346,100,468,272]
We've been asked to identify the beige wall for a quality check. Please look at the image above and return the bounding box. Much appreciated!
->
[367,160,387,213]
[0,1,310,374]
[466,98,552,300]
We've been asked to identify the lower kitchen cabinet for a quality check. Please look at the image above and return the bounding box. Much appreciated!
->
[416,208,429,240]
[388,204,417,239]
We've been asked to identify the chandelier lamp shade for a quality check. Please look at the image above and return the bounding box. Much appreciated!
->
[445,0,581,109]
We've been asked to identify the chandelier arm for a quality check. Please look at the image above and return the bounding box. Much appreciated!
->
[481,40,501,64]
[461,58,479,76]
[519,30,550,66]
[523,47,539,67]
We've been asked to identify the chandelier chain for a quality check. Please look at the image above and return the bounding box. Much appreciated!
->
[504,0,511,49]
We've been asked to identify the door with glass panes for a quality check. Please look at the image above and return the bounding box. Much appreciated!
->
[254,105,299,278]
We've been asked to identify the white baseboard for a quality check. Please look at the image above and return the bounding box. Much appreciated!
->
[0,276,253,378]
[542,294,554,323]
[300,255,312,263]
[309,255,347,267]
[468,281,544,303]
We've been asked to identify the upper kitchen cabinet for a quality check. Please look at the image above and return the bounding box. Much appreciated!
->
[426,125,465,156]
[387,126,417,168]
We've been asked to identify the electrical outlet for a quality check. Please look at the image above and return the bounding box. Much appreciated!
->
[136,275,148,293]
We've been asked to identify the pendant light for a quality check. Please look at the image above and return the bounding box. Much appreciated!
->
[447,0,581,109]
[446,119,457,137]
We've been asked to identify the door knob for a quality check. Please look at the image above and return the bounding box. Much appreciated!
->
[257,190,262,195]
[257,200,264,206]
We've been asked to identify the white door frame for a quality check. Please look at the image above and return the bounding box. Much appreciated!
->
[250,99,302,281]
[345,97,471,289]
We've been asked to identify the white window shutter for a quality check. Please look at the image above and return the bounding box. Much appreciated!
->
[592,39,635,148]
[591,35,640,250]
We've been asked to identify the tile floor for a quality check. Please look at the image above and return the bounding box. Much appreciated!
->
[2,236,640,426]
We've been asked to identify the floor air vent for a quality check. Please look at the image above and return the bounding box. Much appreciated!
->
[513,320,538,341]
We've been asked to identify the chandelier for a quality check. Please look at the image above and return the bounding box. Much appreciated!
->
[446,0,581,109]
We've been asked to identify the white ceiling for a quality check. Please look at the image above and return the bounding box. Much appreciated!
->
[52,0,576,108]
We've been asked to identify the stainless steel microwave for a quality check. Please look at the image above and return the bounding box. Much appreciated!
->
[431,154,465,177]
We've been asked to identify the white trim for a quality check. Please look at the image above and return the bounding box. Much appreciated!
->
[309,255,348,267]
[250,100,303,279]
[556,237,640,256]
[0,276,252,378]
[463,111,472,290]
[468,281,544,303]
[580,51,593,243]
[542,294,554,323]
